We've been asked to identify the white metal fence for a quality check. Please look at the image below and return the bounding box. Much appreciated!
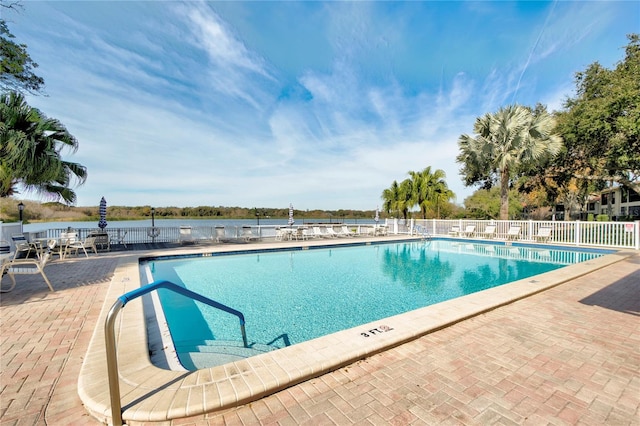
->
[407,219,640,250]
[2,219,638,251]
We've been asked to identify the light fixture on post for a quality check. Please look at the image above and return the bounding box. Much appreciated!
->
[151,207,155,228]
[18,202,24,232]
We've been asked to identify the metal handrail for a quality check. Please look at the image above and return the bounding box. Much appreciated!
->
[104,280,248,426]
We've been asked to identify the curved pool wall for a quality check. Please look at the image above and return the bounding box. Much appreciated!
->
[78,236,628,424]
[143,240,610,371]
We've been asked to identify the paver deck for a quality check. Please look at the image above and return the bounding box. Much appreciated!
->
[0,240,638,425]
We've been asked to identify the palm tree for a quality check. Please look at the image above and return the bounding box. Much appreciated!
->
[381,179,413,220]
[0,92,86,203]
[425,169,454,219]
[407,167,454,219]
[457,105,562,220]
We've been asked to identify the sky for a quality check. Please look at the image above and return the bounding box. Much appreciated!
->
[4,1,639,210]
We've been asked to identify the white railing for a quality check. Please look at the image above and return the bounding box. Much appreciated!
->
[403,219,640,250]
[10,219,639,251]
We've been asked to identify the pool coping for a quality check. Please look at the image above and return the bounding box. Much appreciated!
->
[77,236,634,424]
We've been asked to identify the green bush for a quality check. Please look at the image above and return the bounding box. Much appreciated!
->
[587,213,594,221]
[596,214,609,222]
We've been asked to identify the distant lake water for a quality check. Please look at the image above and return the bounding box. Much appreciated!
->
[23,218,377,232]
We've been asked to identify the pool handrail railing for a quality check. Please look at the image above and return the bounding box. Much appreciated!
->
[104,280,248,426]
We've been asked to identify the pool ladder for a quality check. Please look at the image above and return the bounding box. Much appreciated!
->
[104,280,248,426]
[413,225,431,240]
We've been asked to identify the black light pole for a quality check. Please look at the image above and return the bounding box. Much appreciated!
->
[18,202,24,233]
[255,208,260,226]
[150,207,156,243]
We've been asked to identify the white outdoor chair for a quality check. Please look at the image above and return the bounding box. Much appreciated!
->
[0,240,56,292]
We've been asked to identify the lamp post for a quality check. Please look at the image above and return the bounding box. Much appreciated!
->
[150,207,156,243]
[255,208,260,226]
[18,202,24,233]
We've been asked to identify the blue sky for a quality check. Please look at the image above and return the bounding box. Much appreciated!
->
[5,1,639,210]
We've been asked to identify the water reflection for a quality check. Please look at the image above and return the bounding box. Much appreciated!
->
[380,242,455,291]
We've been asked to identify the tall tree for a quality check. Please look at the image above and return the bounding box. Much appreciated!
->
[0,92,87,203]
[457,105,562,220]
[0,18,44,94]
[555,33,640,195]
[408,167,454,219]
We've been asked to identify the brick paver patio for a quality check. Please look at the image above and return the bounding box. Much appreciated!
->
[1,249,638,425]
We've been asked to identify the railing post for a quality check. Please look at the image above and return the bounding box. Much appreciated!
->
[575,221,581,246]
[105,299,125,426]
[635,221,640,251]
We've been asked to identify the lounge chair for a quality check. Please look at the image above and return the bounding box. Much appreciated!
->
[11,234,33,259]
[88,232,110,251]
[534,227,553,243]
[179,226,195,244]
[325,227,340,238]
[460,225,476,238]
[0,240,56,292]
[214,226,228,242]
[293,227,309,240]
[109,230,128,249]
[312,226,332,238]
[240,226,260,242]
[338,226,355,237]
[64,233,90,258]
[480,225,496,239]
[506,226,521,240]
[448,226,460,237]
[375,225,388,236]
[1,240,11,257]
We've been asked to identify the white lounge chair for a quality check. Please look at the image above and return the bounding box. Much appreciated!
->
[312,226,332,238]
[506,226,521,240]
[461,225,476,238]
[480,225,496,239]
[534,227,553,243]
[1,240,56,292]
[325,227,340,238]
[179,226,195,244]
[240,226,260,242]
[214,226,228,243]
[293,227,309,240]
[64,232,89,258]
[338,226,355,237]
[375,225,388,236]
[448,226,460,237]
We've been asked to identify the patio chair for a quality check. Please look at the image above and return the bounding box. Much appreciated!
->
[460,225,476,238]
[240,226,260,242]
[214,226,230,243]
[375,225,388,236]
[325,227,340,238]
[338,226,355,237]
[64,233,90,258]
[0,239,56,292]
[179,226,195,244]
[11,234,33,259]
[109,230,128,249]
[1,240,11,256]
[313,226,332,238]
[534,227,553,243]
[88,232,110,251]
[448,226,460,237]
[293,227,309,240]
[506,226,521,240]
[480,225,496,239]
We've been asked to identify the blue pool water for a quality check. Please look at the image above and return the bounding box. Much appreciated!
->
[146,240,605,369]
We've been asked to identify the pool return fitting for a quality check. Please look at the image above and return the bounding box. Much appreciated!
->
[105,280,248,426]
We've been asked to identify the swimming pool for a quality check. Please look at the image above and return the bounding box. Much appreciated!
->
[144,240,606,370]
